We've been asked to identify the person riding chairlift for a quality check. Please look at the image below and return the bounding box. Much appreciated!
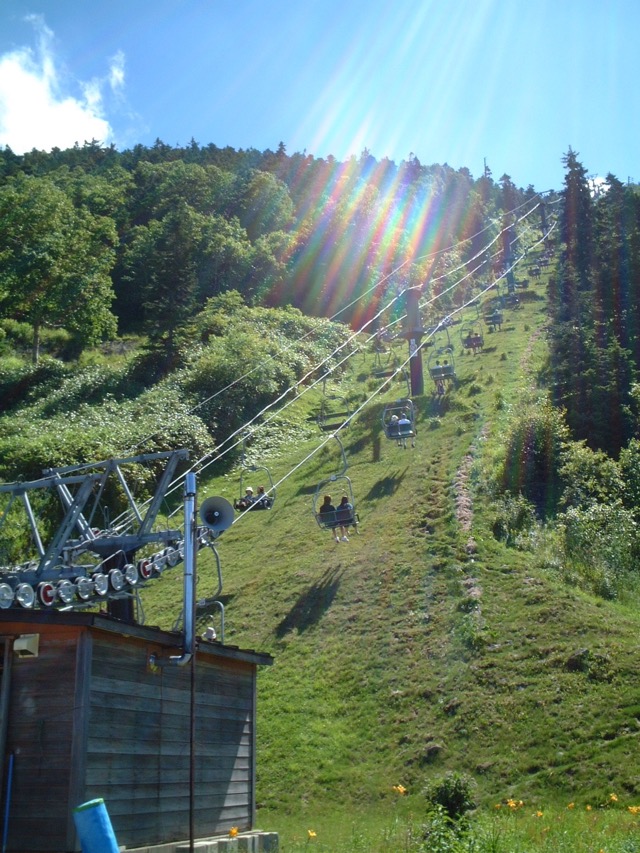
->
[336,495,354,541]
[235,487,255,510]
[253,485,272,509]
[396,412,413,448]
[319,494,350,543]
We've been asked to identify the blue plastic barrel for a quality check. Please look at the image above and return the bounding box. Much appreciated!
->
[73,798,119,853]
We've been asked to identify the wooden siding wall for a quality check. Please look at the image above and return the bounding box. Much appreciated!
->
[4,629,84,852]
[85,635,256,849]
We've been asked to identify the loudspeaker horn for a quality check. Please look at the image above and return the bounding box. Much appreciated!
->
[199,496,234,535]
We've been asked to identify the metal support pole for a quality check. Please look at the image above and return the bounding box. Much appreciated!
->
[149,473,197,668]
[404,290,424,396]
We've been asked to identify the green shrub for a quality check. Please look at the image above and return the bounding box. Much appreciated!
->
[491,494,537,547]
[423,772,476,821]
[499,400,569,515]
[619,438,640,513]
[560,502,640,598]
[0,386,213,482]
[419,805,470,853]
[0,319,33,348]
[559,441,623,509]
[0,358,71,414]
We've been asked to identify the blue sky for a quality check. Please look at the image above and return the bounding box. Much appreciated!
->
[0,0,638,191]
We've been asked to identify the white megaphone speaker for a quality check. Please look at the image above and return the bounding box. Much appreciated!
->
[199,496,234,536]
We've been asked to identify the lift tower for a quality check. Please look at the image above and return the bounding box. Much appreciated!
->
[404,288,424,396]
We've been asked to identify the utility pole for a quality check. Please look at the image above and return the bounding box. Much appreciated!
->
[404,288,424,396]
[502,221,517,292]
[540,199,548,233]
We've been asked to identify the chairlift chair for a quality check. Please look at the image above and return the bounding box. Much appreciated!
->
[312,435,359,537]
[505,293,520,309]
[427,345,456,389]
[381,398,416,448]
[316,396,353,432]
[484,309,504,331]
[372,342,398,379]
[460,322,484,354]
[313,476,360,537]
[316,376,353,432]
[234,436,276,512]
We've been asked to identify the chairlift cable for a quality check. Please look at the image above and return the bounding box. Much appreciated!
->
[118,217,558,533]
[112,215,558,532]
[125,195,552,455]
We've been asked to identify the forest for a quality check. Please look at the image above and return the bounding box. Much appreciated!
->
[0,138,531,361]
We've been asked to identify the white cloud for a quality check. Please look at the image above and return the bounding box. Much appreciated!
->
[109,51,126,94]
[0,16,118,154]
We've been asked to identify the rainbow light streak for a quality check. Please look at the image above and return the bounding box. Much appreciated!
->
[273,146,483,327]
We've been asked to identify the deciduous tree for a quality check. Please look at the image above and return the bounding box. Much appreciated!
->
[0,174,117,362]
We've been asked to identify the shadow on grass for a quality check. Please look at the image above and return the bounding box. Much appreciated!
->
[294,482,321,497]
[364,470,407,501]
[276,567,342,637]
[422,395,450,418]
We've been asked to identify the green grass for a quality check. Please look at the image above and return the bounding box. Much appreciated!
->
[1,267,628,849]
[139,272,640,846]
[256,801,640,852]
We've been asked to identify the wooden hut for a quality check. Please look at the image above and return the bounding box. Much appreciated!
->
[0,610,273,852]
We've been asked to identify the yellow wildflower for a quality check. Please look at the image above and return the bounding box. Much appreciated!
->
[628,805,640,815]
[307,829,317,840]
[609,793,618,803]
[567,802,575,809]
[535,810,543,817]
[229,827,239,838]
[494,803,502,809]
[392,784,407,795]
[586,805,592,811]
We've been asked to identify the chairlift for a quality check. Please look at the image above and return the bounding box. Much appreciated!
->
[312,434,359,538]
[381,398,416,448]
[372,341,398,378]
[234,435,275,512]
[466,298,483,322]
[484,309,504,331]
[427,344,456,393]
[460,321,484,354]
[316,376,353,432]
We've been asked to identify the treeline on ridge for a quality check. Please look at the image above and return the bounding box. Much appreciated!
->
[491,149,640,602]
[0,137,532,364]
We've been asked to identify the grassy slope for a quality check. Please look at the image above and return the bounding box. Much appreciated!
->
[141,273,640,820]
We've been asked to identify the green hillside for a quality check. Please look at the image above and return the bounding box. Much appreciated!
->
[136,267,640,835]
[3,144,640,848]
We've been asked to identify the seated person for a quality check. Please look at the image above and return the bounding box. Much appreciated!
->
[387,413,399,437]
[397,412,412,434]
[235,487,255,510]
[318,494,340,541]
[336,495,354,541]
[253,485,273,509]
